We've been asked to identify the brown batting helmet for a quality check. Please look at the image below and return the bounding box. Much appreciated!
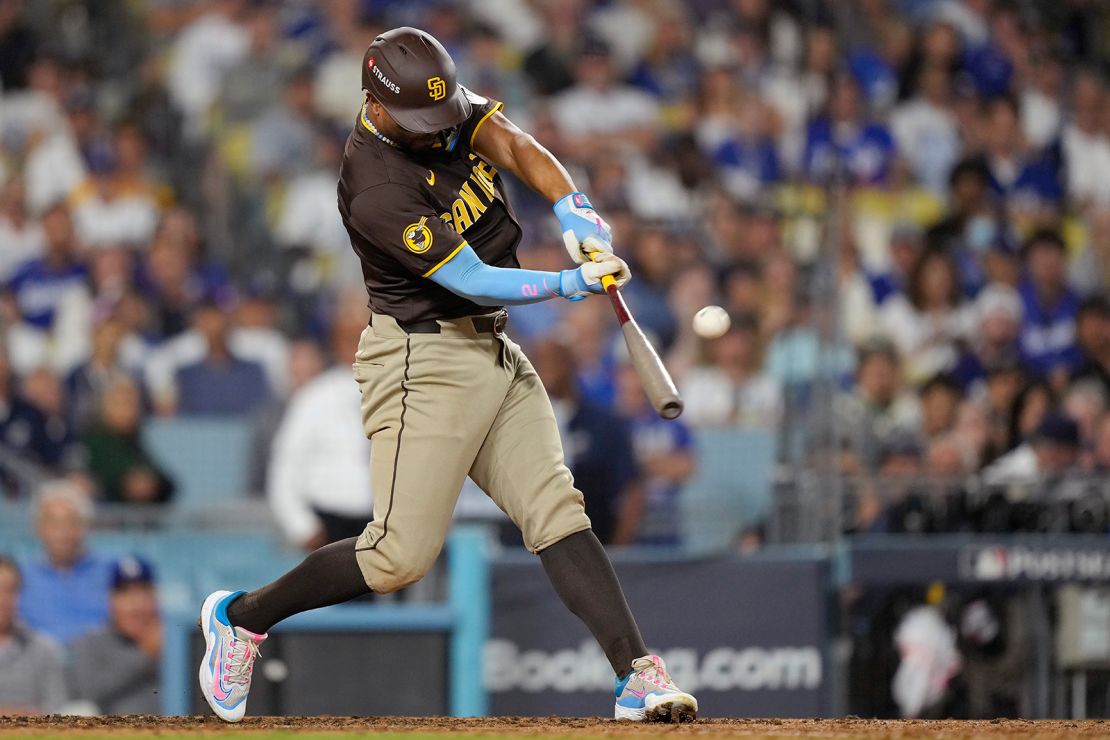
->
[361,27,472,134]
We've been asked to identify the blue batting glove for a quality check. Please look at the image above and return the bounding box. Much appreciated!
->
[553,192,613,264]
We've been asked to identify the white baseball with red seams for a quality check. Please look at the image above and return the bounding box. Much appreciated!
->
[692,305,730,339]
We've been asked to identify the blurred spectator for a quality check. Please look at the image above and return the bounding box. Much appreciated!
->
[66,319,133,434]
[1060,71,1110,207]
[803,73,895,186]
[531,337,642,545]
[865,223,923,306]
[891,64,959,195]
[0,180,44,282]
[268,302,369,550]
[1017,229,1081,384]
[6,203,88,333]
[836,339,919,472]
[1071,296,1110,396]
[0,0,37,90]
[614,362,694,546]
[981,96,1061,216]
[18,481,113,646]
[880,248,971,383]
[0,351,63,492]
[166,0,250,138]
[69,135,160,249]
[1093,412,1110,472]
[69,556,162,715]
[84,377,174,504]
[0,555,67,716]
[249,66,318,180]
[919,374,961,441]
[22,83,94,216]
[983,413,1081,485]
[173,301,272,417]
[681,318,781,428]
[551,37,659,161]
[925,158,1007,297]
[19,366,84,472]
[216,3,284,127]
[952,284,1022,389]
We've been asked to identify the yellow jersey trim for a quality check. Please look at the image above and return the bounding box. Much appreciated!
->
[469,101,505,150]
[422,241,467,278]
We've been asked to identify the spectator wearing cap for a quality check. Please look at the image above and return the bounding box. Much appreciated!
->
[18,481,113,646]
[983,413,1081,486]
[0,555,68,715]
[173,301,272,417]
[84,377,175,504]
[69,556,162,715]
[1017,229,1082,385]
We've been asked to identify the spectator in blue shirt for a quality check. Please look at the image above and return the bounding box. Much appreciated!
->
[981,96,1062,211]
[615,362,695,546]
[6,203,87,331]
[18,481,113,646]
[174,301,272,416]
[803,73,896,186]
[1018,230,1082,385]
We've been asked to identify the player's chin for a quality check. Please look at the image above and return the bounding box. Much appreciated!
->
[400,133,440,151]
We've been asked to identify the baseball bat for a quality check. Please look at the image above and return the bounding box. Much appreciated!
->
[592,254,684,420]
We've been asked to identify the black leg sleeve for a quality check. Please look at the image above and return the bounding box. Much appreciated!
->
[226,537,370,634]
[539,529,647,678]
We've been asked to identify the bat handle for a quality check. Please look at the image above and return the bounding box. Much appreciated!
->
[587,252,618,290]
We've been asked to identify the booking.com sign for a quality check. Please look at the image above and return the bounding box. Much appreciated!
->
[484,640,823,693]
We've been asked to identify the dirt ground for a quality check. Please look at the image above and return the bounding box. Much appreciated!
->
[3,716,1110,739]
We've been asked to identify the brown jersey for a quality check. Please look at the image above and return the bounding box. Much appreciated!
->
[337,89,522,323]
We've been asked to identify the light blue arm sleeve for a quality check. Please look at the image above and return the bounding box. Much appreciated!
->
[427,243,588,305]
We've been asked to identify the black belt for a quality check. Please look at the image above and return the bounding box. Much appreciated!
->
[376,310,508,335]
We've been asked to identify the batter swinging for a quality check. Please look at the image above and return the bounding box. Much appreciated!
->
[197,27,698,723]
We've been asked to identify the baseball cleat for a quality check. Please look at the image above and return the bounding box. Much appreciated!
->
[614,654,698,722]
[198,590,266,722]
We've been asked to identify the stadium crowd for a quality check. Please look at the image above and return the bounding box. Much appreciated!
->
[1,0,1110,553]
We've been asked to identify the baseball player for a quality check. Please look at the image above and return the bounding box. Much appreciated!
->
[198,27,698,723]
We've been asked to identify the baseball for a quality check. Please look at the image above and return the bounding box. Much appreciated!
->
[692,305,730,339]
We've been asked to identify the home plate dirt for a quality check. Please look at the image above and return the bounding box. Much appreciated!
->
[3,716,1110,739]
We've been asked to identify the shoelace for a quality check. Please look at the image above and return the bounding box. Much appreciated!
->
[225,637,261,687]
[631,657,676,690]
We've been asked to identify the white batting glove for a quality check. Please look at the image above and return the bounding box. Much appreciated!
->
[553,192,614,264]
[558,253,632,299]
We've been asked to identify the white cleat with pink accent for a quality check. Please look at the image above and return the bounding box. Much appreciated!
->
[198,590,266,722]
[613,654,698,722]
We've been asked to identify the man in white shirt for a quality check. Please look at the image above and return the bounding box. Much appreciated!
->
[890,64,960,195]
[267,296,372,550]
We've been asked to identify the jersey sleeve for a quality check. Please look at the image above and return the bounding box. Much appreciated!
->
[348,184,468,278]
[457,87,504,152]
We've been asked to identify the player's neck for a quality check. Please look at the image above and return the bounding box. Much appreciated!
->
[361,103,399,148]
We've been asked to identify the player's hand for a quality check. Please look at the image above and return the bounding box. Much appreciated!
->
[580,253,631,293]
[553,191,613,264]
[557,253,631,299]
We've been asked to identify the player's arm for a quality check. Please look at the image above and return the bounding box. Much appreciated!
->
[427,243,627,304]
[472,111,614,264]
